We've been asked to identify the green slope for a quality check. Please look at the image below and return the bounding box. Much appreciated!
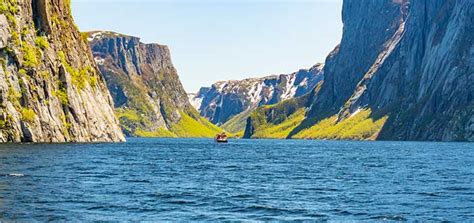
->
[244,86,389,140]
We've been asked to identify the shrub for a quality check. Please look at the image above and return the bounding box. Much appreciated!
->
[65,0,71,12]
[51,15,60,28]
[7,0,18,13]
[7,85,20,103]
[80,32,89,43]
[59,51,96,90]
[0,114,13,129]
[117,109,142,122]
[53,88,69,105]
[88,75,97,87]
[1,0,19,27]
[72,67,87,89]
[18,68,27,75]
[83,65,98,87]
[0,1,7,13]
[21,43,39,68]
[20,27,28,38]
[0,57,7,71]
[51,14,68,29]
[10,31,20,46]
[38,70,50,79]
[20,108,36,123]
[59,51,81,89]
[35,36,49,50]
[60,115,71,136]
[58,50,66,62]
[0,0,18,15]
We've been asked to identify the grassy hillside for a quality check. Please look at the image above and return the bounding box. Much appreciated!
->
[251,109,306,139]
[293,109,388,140]
[123,110,223,138]
[89,32,223,138]
[245,101,388,140]
[244,94,309,139]
[170,112,223,138]
[221,109,252,134]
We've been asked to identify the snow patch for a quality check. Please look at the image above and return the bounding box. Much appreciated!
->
[248,82,264,105]
[299,77,308,87]
[94,57,105,65]
[281,74,298,100]
[88,32,104,42]
[188,94,203,110]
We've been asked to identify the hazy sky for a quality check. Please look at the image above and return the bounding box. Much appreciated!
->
[71,0,343,92]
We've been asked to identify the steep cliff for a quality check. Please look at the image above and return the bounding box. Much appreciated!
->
[88,31,221,137]
[338,0,474,141]
[190,64,324,133]
[0,0,124,142]
[245,0,473,142]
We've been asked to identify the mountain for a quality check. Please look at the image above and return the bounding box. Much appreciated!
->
[188,87,210,113]
[0,0,124,142]
[189,64,324,133]
[88,31,222,137]
[245,0,473,142]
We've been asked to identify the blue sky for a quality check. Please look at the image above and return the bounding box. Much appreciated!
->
[71,0,343,92]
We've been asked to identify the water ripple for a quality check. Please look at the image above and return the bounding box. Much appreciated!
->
[0,138,472,221]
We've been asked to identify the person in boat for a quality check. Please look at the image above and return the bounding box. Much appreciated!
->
[216,132,228,141]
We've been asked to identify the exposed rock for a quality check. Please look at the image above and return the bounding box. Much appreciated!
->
[88,31,221,137]
[0,0,125,142]
[245,0,473,142]
[338,0,473,141]
[307,0,406,118]
[190,64,324,132]
[0,14,9,49]
[188,87,210,112]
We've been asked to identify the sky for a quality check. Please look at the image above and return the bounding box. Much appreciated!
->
[71,0,343,93]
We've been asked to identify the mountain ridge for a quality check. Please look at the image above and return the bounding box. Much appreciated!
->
[189,63,324,133]
[88,31,222,138]
[244,0,473,142]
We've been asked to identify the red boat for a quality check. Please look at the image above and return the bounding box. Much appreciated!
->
[215,132,228,143]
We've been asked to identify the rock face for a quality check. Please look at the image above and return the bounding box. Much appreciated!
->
[0,14,8,48]
[245,0,473,142]
[188,87,210,113]
[190,64,324,132]
[0,0,125,142]
[88,31,221,137]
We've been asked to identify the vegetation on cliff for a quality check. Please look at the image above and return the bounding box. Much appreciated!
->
[0,0,124,142]
[294,109,388,140]
[88,31,222,138]
[190,63,324,133]
[244,0,473,142]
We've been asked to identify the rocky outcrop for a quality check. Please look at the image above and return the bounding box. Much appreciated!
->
[190,64,324,131]
[0,0,125,142]
[188,87,210,112]
[340,0,474,141]
[245,0,473,142]
[88,31,221,137]
[0,14,8,48]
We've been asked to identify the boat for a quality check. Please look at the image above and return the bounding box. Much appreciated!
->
[216,138,228,143]
[215,132,228,143]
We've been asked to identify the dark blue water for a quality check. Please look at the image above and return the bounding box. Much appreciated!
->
[0,138,472,221]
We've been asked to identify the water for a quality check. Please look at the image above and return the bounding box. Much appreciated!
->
[0,138,472,221]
